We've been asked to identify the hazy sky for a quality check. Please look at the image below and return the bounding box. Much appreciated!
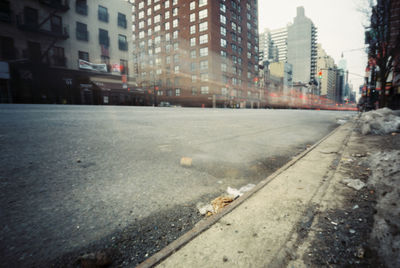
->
[258,0,367,89]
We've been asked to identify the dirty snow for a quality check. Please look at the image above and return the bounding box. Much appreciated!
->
[359,108,400,135]
[368,150,400,267]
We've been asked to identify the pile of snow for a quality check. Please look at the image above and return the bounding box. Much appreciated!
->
[368,150,400,267]
[359,108,400,135]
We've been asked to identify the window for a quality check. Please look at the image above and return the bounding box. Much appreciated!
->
[220,3,226,13]
[220,26,226,36]
[164,0,170,8]
[199,9,207,19]
[190,25,196,34]
[173,7,178,16]
[24,7,38,26]
[118,13,127,28]
[118,35,128,51]
[138,1,144,9]
[98,6,108,22]
[221,63,227,72]
[173,19,178,27]
[147,8,152,16]
[199,0,207,7]
[190,1,195,10]
[190,13,195,22]
[220,15,226,24]
[51,47,65,66]
[200,73,208,81]
[138,11,144,19]
[173,0,178,5]
[173,42,178,50]
[221,87,228,95]
[165,22,170,30]
[199,34,207,44]
[99,29,109,47]
[154,4,161,11]
[190,50,196,58]
[139,31,145,39]
[76,22,88,41]
[220,50,227,58]
[155,25,161,32]
[120,59,128,74]
[220,38,227,48]
[199,47,208,57]
[165,11,170,19]
[191,75,197,82]
[200,86,209,94]
[139,21,145,29]
[191,87,197,95]
[175,88,181,96]
[174,54,179,63]
[190,37,196,47]
[172,30,178,39]
[78,51,89,61]
[76,0,88,15]
[199,21,207,32]
[200,60,208,70]
[154,14,161,23]
[191,62,196,71]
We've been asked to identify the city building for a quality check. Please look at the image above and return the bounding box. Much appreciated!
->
[0,0,134,105]
[287,6,317,84]
[316,44,336,99]
[259,28,278,63]
[131,0,260,108]
[269,61,292,95]
[270,27,288,63]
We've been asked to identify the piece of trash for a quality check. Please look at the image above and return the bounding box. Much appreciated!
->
[180,157,192,167]
[342,178,366,191]
[337,119,348,125]
[226,183,256,198]
[196,202,214,215]
[211,196,234,213]
[349,229,356,234]
[357,247,365,259]
[331,221,338,225]
[392,132,397,136]
[353,204,359,210]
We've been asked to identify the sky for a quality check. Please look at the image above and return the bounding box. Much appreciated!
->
[258,0,368,91]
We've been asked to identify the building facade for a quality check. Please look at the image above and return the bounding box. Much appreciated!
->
[287,6,317,84]
[131,0,260,108]
[316,44,336,99]
[0,0,135,105]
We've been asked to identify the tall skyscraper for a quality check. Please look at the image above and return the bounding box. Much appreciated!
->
[270,27,288,62]
[132,0,260,108]
[259,29,278,63]
[287,6,317,84]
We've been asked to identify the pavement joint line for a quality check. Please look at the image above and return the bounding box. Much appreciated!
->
[136,121,351,268]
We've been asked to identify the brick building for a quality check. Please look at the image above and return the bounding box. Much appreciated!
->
[132,0,260,108]
[0,0,137,105]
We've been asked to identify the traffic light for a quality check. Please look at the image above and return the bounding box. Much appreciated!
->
[318,71,323,79]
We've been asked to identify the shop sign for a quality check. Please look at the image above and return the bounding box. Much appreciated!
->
[78,59,107,72]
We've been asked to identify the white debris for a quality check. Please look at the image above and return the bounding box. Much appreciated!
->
[196,202,214,215]
[342,178,366,191]
[227,183,256,198]
[359,108,400,135]
[337,119,348,125]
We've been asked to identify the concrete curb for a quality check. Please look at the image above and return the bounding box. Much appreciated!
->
[136,122,351,268]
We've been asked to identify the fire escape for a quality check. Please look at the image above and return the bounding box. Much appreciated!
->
[16,0,70,66]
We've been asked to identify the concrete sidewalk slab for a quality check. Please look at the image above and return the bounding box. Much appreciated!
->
[138,123,354,268]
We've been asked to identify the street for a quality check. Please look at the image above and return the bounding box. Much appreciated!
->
[0,105,354,266]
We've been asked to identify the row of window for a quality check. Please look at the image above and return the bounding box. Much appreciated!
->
[75,23,128,50]
[75,1,128,29]
[155,87,260,98]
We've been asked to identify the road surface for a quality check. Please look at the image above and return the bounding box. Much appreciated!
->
[0,104,353,266]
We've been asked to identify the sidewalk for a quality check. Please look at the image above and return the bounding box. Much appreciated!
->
[138,121,364,268]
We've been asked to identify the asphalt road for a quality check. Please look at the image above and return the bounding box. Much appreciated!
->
[0,104,354,266]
